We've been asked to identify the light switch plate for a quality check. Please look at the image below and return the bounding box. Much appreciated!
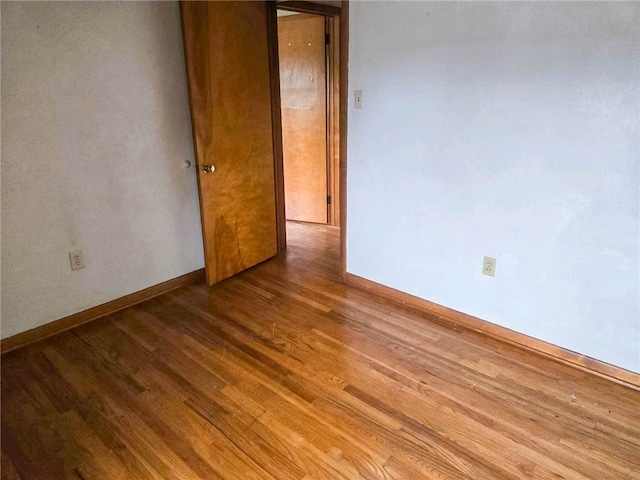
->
[354,90,363,109]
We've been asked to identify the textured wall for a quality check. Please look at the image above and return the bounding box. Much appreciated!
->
[347,2,640,372]
[1,2,204,338]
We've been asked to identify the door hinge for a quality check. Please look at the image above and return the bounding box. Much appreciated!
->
[327,195,332,205]
[325,33,330,45]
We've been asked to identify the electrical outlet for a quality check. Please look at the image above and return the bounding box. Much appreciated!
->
[482,256,496,277]
[69,250,85,271]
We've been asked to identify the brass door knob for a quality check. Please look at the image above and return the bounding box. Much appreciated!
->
[202,164,216,173]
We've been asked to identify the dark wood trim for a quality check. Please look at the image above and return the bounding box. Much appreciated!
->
[339,0,348,280]
[0,269,206,355]
[346,273,640,391]
[267,1,287,253]
[325,16,333,225]
[277,1,341,16]
[325,16,340,227]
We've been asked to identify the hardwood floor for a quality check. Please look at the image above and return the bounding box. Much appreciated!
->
[2,222,639,479]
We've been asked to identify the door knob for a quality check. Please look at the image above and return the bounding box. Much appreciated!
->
[202,164,216,173]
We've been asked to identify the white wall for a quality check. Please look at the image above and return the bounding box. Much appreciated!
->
[1,2,204,338]
[347,2,640,372]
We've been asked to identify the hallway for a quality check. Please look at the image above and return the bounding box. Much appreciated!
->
[2,222,639,479]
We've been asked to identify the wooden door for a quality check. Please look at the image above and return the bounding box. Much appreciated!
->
[180,1,278,285]
[278,14,328,224]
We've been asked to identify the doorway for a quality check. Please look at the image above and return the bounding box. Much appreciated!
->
[180,1,347,286]
[277,9,340,227]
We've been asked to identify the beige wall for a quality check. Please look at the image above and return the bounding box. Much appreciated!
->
[1,1,204,338]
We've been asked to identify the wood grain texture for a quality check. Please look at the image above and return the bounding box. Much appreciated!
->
[339,0,348,280]
[2,222,639,479]
[267,1,288,253]
[327,16,341,227]
[0,269,205,355]
[279,13,328,224]
[346,272,640,391]
[278,0,341,16]
[181,1,278,285]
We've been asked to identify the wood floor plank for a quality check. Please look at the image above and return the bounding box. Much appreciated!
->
[0,450,22,480]
[2,222,639,479]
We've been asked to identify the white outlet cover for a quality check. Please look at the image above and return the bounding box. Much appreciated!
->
[69,250,85,271]
[482,256,496,277]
